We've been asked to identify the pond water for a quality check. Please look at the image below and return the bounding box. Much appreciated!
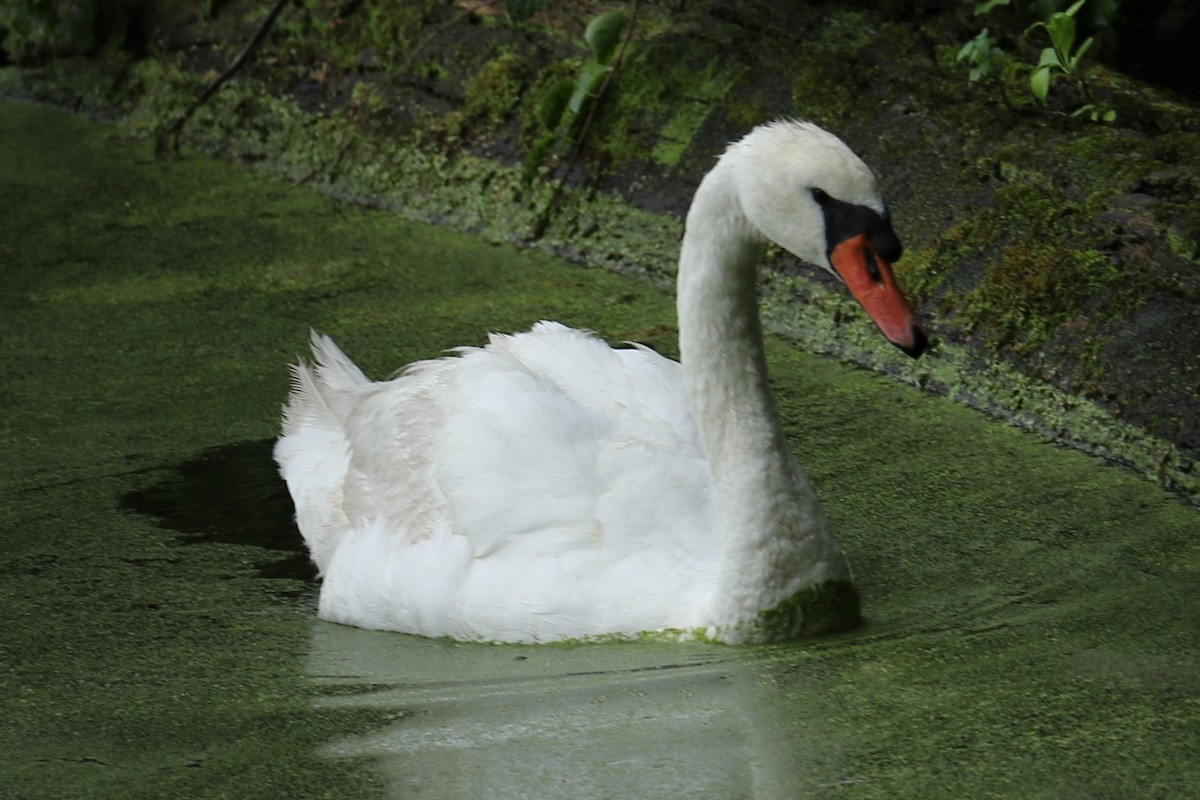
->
[119,441,853,798]
[2,100,1197,799]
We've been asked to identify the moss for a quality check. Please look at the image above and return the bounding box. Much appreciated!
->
[965,234,1117,353]
[647,60,743,167]
[757,579,862,640]
[442,579,861,646]
[789,11,895,126]
[460,47,527,128]
[323,0,439,70]
[1166,227,1200,265]
[899,175,1141,357]
[896,214,1004,303]
[590,42,744,168]
[791,65,855,126]
[1104,66,1200,132]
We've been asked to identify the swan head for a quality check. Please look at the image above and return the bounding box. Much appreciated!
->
[725,120,927,358]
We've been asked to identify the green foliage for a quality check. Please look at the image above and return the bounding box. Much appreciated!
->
[956,27,1004,82]
[0,0,64,59]
[1026,0,1116,121]
[0,1,57,35]
[525,9,629,183]
[961,0,1115,123]
[973,0,1012,14]
[322,0,438,71]
[1031,0,1117,31]
[584,9,625,65]
[1026,0,1090,100]
[536,79,572,130]
[461,48,526,127]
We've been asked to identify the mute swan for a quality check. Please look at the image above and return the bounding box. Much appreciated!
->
[275,120,926,644]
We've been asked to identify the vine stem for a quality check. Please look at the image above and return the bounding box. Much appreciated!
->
[530,0,641,241]
[157,0,291,157]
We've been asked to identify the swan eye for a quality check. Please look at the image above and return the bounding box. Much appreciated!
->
[816,190,905,265]
[863,247,883,283]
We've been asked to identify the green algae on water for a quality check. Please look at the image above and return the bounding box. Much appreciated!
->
[2,101,1199,800]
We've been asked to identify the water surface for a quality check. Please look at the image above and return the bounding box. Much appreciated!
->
[2,100,1197,799]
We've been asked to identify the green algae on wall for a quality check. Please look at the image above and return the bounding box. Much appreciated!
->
[460,47,528,128]
[577,36,747,169]
[645,59,743,168]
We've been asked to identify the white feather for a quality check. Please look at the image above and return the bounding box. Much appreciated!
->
[275,120,913,643]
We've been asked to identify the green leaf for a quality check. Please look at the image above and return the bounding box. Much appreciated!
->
[1036,47,1062,70]
[1063,0,1088,18]
[1073,36,1094,65]
[973,0,1011,14]
[959,28,992,60]
[1046,13,1076,55]
[524,132,557,184]
[568,61,610,115]
[957,29,1004,82]
[537,80,574,130]
[1071,101,1115,123]
[585,10,627,65]
[1030,65,1052,101]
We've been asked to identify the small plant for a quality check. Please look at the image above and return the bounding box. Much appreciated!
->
[960,0,1115,123]
[1026,0,1115,120]
[957,27,1004,82]
[525,9,628,182]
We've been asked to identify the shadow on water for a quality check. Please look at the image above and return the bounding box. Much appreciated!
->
[120,439,317,587]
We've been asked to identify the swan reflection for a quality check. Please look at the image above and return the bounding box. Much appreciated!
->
[307,623,835,799]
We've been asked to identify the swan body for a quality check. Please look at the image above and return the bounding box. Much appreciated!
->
[276,120,925,644]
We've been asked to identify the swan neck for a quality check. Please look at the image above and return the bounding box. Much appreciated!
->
[677,162,849,632]
[677,162,779,483]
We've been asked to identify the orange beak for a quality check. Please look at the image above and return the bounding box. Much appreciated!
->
[830,234,927,358]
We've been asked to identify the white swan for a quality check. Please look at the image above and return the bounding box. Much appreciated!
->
[275,120,926,644]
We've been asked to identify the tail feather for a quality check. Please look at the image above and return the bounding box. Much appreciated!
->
[276,331,368,575]
[280,331,369,437]
[309,330,369,393]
